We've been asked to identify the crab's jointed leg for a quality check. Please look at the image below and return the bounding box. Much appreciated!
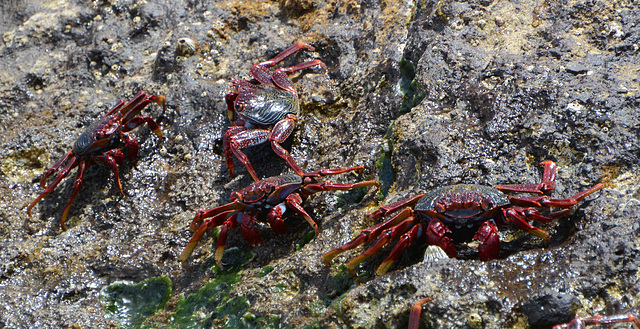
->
[39,150,74,188]
[322,207,413,266]
[59,161,87,229]
[374,220,423,275]
[408,297,432,329]
[27,155,79,219]
[496,160,557,194]
[269,114,304,177]
[553,314,640,329]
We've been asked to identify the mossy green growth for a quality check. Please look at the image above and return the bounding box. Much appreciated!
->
[296,230,316,251]
[399,57,426,115]
[100,276,172,329]
[257,265,274,278]
[375,122,395,198]
[326,264,355,300]
[168,248,281,329]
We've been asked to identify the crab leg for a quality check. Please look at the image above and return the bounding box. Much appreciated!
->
[95,150,126,196]
[495,160,557,194]
[508,183,603,208]
[190,202,243,232]
[214,214,241,268]
[123,115,163,140]
[553,314,640,329]
[322,208,413,265]
[180,209,238,265]
[409,298,432,329]
[474,220,500,261]
[27,156,79,217]
[250,42,326,91]
[59,161,87,229]
[344,216,417,273]
[503,208,550,241]
[302,180,380,195]
[223,123,247,178]
[116,91,166,120]
[226,127,271,181]
[304,165,365,178]
[270,60,327,92]
[285,193,319,237]
[255,42,316,69]
[39,150,73,188]
[366,194,425,220]
[270,114,304,176]
[375,221,424,275]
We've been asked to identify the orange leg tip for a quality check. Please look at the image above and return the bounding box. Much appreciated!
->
[532,229,550,241]
[322,252,337,266]
[375,260,393,276]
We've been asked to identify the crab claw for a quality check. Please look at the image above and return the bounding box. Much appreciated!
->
[267,203,287,235]
[240,213,262,246]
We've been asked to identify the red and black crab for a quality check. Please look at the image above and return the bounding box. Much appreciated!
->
[180,165,379,268]
[27,91,165,229]
[323,160,603,275]
[223,42,327,182]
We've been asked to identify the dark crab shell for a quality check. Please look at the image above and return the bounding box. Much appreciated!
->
[72,114,123,156]
[236,84,300,125]
[416,184,510,229]
[234,174,303,206]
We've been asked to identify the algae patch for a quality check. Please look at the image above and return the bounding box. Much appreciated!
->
[1,147,48,183]
[168,248,281,329]
[100,276,172,329]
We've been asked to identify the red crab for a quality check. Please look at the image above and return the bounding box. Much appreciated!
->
[179,166,379,268]
[323,160,603,275]
[27,91,165,229]
[223,42,327,182]
[553,314,639,329]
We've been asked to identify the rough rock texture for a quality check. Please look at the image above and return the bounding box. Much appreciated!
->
[1,0,639,328]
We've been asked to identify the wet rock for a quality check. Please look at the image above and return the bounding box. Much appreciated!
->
[523,289,579,328]
[1,0,640,328]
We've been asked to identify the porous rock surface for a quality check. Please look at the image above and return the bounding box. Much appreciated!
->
[1,0,639,328]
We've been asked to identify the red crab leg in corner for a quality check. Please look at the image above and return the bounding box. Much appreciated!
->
[408,297,432,329]
[553,314,640,329]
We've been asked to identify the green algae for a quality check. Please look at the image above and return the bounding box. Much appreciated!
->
[257,265,274,278]
[167,248,282,329]
[100,276,172,329]
[375,122,396,198]
[296,230,316,251]
[399,58,426,115]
